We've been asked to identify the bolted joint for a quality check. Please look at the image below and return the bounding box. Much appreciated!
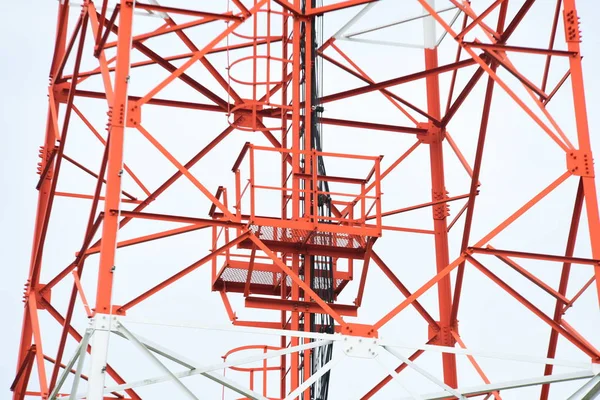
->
[36,146,53,180]
[118,103,125,125]
[428,321,459,346]
[432,189,450,220]
[417,121,445,144]
[22,280,31,303]
[563,9,582,43]
[52,82,71,103]
[567,150,594,177]
[36,284,52,310]
[106,108,113,129]
[126,101,141,127]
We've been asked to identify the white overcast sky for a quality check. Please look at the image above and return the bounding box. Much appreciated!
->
[1,1,600,399]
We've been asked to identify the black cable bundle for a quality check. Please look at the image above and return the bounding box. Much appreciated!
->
[302,1,335,398]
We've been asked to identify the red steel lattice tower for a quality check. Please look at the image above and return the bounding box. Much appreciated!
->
[12,0,600,399]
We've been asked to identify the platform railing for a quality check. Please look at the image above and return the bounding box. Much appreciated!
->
[231,143,383,237]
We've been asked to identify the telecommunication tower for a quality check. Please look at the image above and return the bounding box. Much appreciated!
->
[12,0,600,399]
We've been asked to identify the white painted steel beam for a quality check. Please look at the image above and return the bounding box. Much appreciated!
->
[395,371,595,400]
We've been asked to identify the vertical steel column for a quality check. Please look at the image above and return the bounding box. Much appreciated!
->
[302,4,314,398]
[94,0,134,315]
[13,3,69,398]
[562,0,600,304]
[291,0,303,395]
[423,0,458,387]
[87,1,134,399]
[281,7,291,399]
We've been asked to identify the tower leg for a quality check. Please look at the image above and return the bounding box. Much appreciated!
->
[87,316,112,400]
[423,0,458,387]
[87,0,134,396]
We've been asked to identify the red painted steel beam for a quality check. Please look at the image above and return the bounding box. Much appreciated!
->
[319,49,438,123]
[94,4,119,57]
[320,58,477,105]
[479,48,548,99]
[306,0,378,16]
[455,0,503,40]
[469,246,600,266]
[562,276,595,313]
[78,123,235,258]
[467,256,600,360]
[118,233,250,312]
[53,15,85,83]
[272,0,302,15]
[62,154,137,200]
[445,12,469,114]
[540,178,584,400]
[541,0,564,95]
[43,215,103,293]
[450,1,509,323]
[442,0,533,126]
[245,297,358,317]
[73,90,223,112]
[48,139,111,392]
[464,42,576,57]
[371,193,472,220]
[147,10,247,106]
[10,346,36,395]
[317,117,426,134]
[42,301,141,400]
[370,252,439,329]
[117,210,245,228]
[104,16,221,49]
[93,0,134,314]
[361,337,437,399]
[133,2,243,20]
[86,224,211,256]
[76,38,282,79]
[419,10,461,384]
[562,0,600,304]
[491,251,570,304]
[72,88,424,137]
[354,240,374,307]
[15,10,89,397]
[98,12,231,110]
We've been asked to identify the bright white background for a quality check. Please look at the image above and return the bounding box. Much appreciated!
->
[1,1,600,398]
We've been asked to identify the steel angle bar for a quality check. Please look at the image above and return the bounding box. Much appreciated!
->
[125,316,343,341]
[103,334,331,393]
[112,324,268,400]
[332,2,377,39]
[374,355,423,400]
[345,5,457,38]
[384,347,466,399]
[567,374,600,400]
[283,355,344,400]
[116,323,199,399]
[201,372,269,400]
[395,371,595,400]
[140,0,168,18]
[68,329,92,400]
[379,341,592,370]
[49,329,92,400]
[435,9,462,47]
[112,330,195,370]
[337,37,428,49]
[69,1,164,18]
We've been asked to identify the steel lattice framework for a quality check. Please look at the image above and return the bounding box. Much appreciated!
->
[11,0,600,399]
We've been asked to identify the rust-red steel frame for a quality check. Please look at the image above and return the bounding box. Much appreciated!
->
[12,0,600,399]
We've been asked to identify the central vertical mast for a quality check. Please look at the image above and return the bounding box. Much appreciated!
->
[423,0,458,388]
